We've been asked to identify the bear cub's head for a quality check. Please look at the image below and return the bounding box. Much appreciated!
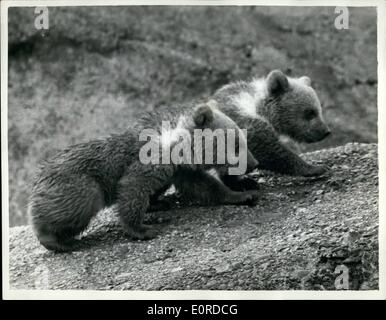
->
[264,69,331,143]
[191,102,259,175]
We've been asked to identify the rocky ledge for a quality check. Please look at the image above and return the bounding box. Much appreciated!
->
[9,143,378,290]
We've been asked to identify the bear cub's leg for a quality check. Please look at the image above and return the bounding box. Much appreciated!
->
[147,184,173,212]
[174,169,259,206]
[117,163,175,240]
[221,174,260,191]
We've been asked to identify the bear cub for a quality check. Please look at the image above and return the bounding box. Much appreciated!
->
[28,102,259,252]
[212,69,331,177]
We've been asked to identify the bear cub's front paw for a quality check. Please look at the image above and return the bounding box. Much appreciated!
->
[232,176,260,191]
[223,175,260,191]
[243,190,260,206]
[124,224,159,240]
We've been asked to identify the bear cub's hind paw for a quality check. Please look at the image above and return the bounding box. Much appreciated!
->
[303,164,330,177]
[39,236,81,253]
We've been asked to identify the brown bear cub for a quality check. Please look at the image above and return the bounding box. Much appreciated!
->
[29,102,259,252]
[212,69,331,177]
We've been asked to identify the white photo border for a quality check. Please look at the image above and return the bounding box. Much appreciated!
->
[1,0,385,300]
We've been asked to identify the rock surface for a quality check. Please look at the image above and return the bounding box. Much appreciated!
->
[9,143,378,290]
[8,7,377,226]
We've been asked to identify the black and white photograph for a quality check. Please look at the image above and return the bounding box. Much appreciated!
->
[1,0,385,299]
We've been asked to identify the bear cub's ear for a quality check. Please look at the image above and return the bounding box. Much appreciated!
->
[266,69,289,96]
[299,76,312,86]
[193,103,214,127]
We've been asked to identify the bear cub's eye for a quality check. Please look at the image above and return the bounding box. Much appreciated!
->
[304,109,317,120]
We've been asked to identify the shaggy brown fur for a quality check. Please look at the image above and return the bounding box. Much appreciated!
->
[29,102,259,252]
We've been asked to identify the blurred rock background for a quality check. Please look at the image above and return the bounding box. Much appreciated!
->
[8,6,377,226]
